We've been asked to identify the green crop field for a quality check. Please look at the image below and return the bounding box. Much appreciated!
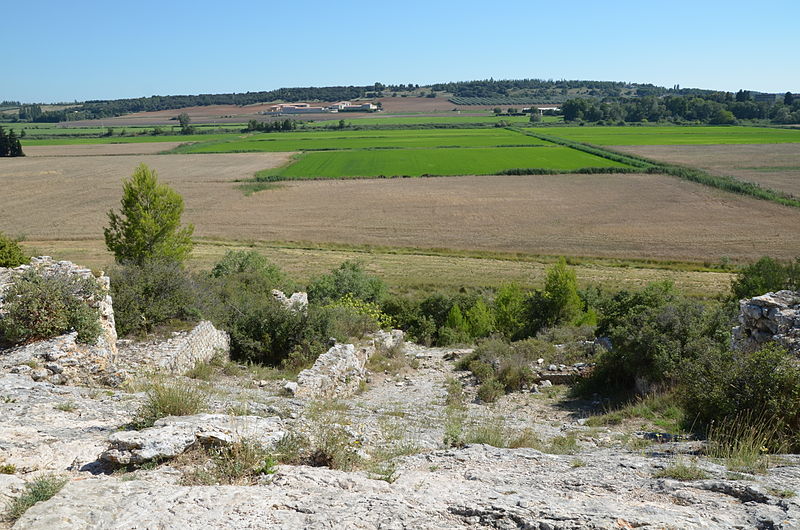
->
[310,115,561,126]
[262,145,631,178]
[170,128,549,153]
[531,126,800,145]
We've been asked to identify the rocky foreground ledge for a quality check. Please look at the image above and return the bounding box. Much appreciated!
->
[1,339,799,529]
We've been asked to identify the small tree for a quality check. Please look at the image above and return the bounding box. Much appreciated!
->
[177,112,192,134]
[104,164,194,266]
[785,92,795,106]
[543,257,583,325]
[0,231,28,267]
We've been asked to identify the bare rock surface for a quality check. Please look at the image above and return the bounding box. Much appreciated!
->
[0,374,136,472]
[13,446,800,529]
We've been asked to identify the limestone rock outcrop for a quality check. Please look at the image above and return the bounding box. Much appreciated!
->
[733,290,800,354]
[272,289,308,314]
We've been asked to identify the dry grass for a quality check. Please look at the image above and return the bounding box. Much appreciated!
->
[19,238,733,296]
[614,143,800,197]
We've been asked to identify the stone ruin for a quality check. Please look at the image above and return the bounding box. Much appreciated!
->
[288,329,405,399]
[0,257,231,386]
[0,256,117,353]
[733,290,800,355]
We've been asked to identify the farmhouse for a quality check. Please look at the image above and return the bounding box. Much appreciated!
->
[266,103,328,114]
[329,101,378,112]
[265,101,379,115]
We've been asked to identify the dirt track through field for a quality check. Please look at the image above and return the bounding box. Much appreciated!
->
[613,143,800,197]
[2,153,799,262]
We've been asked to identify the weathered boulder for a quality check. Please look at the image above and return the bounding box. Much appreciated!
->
[732,290,800,354]
[100,414,285,465]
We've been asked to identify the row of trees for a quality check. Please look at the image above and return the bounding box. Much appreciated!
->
[0,127,24,157]
[561,93,800,124]
[243,119,298,132]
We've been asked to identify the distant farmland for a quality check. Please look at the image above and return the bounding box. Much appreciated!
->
[263,146,629,178]
[534,126,800,145]
[170,128,549,154]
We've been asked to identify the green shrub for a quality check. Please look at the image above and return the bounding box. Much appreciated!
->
[476,378,504,403]
[730,256,800,300]
[210,250,288,287]
[457,337,557,396]
[543,257,583,325]
[682,343,800,450]
[224,295,306,365]
[468,360,495,383]
[437,324,471,346]
[583,282,730,392]
[466,298,495,338]
[326,293,394,331]
[307,261,386,304]
[110,261,200,337]
[0,232,27,267]
[493,284,526,339]
[0,269,102,344]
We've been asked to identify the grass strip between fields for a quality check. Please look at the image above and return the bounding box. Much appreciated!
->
[511,127,800,209]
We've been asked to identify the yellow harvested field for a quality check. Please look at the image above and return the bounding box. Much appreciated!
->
[2,153,799,264]
[613,143,800,197]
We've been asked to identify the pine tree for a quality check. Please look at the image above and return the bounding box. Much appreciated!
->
[104,163,194,265]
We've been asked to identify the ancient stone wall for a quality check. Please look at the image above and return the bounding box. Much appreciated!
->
[733,290,800,355]
[117,321,230,374]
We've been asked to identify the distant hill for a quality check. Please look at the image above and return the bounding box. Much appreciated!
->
[1,79,784,123]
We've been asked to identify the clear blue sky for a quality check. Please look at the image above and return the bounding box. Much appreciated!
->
[4,0,798,103]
